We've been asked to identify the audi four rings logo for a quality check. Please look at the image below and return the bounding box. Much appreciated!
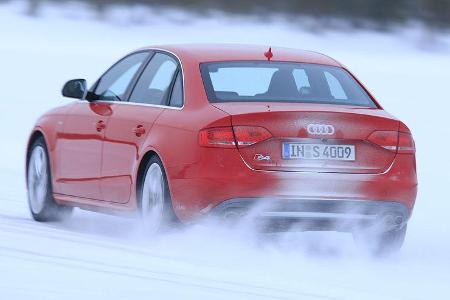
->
[307,124,335,135]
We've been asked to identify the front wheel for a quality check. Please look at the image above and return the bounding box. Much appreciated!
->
[27,137,73,222]
[139,156,178,233]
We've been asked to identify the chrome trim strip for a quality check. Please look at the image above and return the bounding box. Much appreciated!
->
[82,99,183,110]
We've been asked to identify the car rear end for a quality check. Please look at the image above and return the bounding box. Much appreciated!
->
[191,58,417,236]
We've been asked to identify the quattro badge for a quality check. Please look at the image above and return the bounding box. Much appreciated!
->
[254,154,271,161]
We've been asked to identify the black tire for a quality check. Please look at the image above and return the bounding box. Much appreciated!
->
[353,225,407,256]
[27,137,73,222]
[138,155,179,232]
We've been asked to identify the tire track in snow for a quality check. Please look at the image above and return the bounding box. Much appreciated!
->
[0,246,338,300]
[0,211,344,300]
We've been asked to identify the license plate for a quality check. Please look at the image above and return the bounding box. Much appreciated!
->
[282,143,355,161]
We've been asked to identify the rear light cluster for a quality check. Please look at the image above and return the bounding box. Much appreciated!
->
[199,126,272,148]
[367,131,415,154]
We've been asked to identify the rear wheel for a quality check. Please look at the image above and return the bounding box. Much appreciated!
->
[139,156,178,233]
[353,225,407,256]
[27,137,73,222]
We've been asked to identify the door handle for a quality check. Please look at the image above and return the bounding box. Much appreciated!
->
[96,120,106,132]
[132,125,146,137]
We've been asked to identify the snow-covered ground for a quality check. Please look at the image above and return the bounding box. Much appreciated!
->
[0,1,450,299]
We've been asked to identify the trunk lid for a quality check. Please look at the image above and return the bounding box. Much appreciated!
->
[213,102,400,174]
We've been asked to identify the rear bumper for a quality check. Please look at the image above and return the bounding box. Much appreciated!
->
[168,148,417,222]
[209,198,410,232]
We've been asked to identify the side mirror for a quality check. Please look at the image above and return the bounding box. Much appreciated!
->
[62,79,87,99]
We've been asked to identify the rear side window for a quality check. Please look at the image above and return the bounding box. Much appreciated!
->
[169,72,183,107]
[129,53,178,105]
[201,61,376,107]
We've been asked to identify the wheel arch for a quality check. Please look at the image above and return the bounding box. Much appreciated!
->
[26,128,58,188]
[135,148,174,208]
[26,129,47,170]
[136,150,158,205]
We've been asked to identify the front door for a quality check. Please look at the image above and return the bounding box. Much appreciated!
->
[57,102,111,200]
[57,51,150,200]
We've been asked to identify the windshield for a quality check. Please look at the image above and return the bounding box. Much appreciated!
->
[200,61,377,107]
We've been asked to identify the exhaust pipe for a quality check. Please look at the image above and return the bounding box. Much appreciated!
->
[381,213,405,231]
[223,208,247,221]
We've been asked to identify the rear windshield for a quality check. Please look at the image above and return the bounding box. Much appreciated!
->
[200,61,377,107]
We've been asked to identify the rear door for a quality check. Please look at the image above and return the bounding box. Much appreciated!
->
[58,52,149,200]
[100,52,180,203]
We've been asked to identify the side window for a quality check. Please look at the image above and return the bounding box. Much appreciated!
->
[324,71,347,100]
[129,53,178,105]
[93,52,148,101]
[169,72,183,107]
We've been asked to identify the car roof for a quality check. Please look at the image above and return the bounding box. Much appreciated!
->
[138,44,342,67]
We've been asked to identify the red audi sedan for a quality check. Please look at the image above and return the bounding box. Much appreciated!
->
[26,44,417,253]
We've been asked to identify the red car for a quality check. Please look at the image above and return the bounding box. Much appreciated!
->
[26,44,417,253]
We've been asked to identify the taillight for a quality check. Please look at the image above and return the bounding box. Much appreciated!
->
[398,132,415,154]
[199,126,272,148]
[368,131,398,151]
[199,127,235,148]
[367,131,415,154]
[233,126,272,147]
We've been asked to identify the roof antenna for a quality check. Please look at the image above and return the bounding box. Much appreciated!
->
[264,47,273,61]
